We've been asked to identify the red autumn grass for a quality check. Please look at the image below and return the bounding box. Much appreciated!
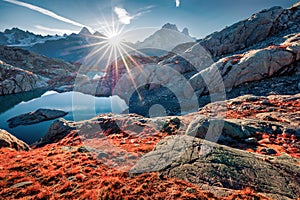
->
[0,143,270,199]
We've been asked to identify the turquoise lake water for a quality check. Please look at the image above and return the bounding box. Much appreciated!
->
[0,91,127,144]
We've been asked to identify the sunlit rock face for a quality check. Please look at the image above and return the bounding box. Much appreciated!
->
[0,46,81,95]
[0,129,30,151]
[190,33,300,97]
[0,60,48,95]
[199,4,300,58]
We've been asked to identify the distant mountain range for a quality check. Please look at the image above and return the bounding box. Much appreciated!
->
[0,23,194,64]
[0,27,64,47]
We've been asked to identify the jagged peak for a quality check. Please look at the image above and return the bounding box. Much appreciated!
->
[162,23,179,32]
[79,27,92,35]
[4,27,24,34]
[93,31,105,37]
[181,27,189,36]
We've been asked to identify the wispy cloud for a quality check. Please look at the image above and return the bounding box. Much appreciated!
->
[175,0,180,7]
[35,25,76,35]
[3,0,91,30]
[113,6,153,25]
[137,5,156,12]
[114,7,134,25]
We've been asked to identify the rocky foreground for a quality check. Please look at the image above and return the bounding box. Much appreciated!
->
[0,93,299,199]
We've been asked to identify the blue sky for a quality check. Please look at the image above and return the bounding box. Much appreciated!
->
[0,0,298,39]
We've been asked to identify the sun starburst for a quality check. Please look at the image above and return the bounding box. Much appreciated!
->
[74,18,149,103]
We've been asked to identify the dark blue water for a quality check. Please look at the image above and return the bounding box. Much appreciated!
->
[0,91,127,144]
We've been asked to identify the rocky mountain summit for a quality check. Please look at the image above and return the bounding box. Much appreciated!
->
[199,2,300,58]
[135,23,194,51]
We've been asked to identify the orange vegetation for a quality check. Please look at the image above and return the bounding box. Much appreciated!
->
[0,144,270,199]
[0,145,233,199]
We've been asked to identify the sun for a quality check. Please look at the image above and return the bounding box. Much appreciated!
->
[107,32,124,48]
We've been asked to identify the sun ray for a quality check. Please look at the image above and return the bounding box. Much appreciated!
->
[119,45,145,73]
[84,42,110,61]
[121,42,150,58]
[116,46,143,101]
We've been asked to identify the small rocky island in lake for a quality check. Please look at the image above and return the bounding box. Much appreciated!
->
[7,108,68,128]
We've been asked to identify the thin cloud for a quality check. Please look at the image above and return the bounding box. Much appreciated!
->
[136,5,156,12]
[3,0,91,30]
[35,25,76,35]
[176,0,180,7]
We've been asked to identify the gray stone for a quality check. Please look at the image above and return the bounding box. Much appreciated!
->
[130,135,300,199]
[97,152,109,159]
[41,118,77,144]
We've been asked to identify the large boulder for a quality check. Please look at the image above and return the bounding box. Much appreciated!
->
[159,43,214,75]
[7,108,68,128]
[190,33,300,96]
[130,135,300,199]
[0,60,48,95]
[39,118,78,144]
[0,129,30,151]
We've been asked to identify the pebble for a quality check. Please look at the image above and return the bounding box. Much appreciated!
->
[139,119,147,123]
[244,137,257,144]
[10,181,32,188]
[185,187,196,194]
[261,99,272,106]
[97,152,109,159]
[268,91,278,95]
[245,96,259,102]
[260,148,277,155]
[120,141,126,145]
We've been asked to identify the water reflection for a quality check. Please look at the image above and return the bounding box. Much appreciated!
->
[0,89,46,114]
[0,91,127,144]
